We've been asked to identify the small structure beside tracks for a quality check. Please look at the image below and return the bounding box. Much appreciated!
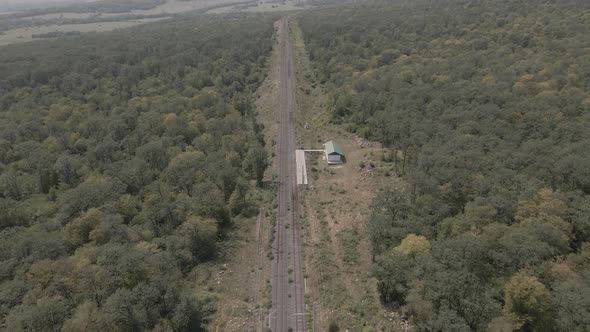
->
[323,141,344,164]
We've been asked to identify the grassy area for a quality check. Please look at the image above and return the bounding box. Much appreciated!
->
[0,18,164,45]
[125,0,253,15]
[209,189,276,331]
[336,227,360,264]
[208,0,309,14]
[10,0,245,20]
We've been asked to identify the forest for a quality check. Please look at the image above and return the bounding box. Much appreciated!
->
[298,0,590,330]
[0,14,275,331]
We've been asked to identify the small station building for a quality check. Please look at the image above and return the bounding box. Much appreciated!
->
[323,141,344,164]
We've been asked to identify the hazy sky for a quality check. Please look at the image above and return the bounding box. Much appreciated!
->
[0,0,89,4]
[0,0,96,12]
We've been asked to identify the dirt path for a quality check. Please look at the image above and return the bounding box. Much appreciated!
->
[209,208,271,332]
[271,16,307,332]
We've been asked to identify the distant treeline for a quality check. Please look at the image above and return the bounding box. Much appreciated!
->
[31,31,82,39]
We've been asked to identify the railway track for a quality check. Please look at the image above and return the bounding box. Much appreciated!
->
[270,17,306,332]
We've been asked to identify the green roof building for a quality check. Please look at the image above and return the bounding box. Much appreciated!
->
[323,141,344,164]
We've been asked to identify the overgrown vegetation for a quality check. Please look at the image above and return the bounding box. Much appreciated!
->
[0,14,275,331]
[299,0,590,330]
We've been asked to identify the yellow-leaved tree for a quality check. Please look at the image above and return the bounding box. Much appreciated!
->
[392,233,431,258]
[503,271,551,330]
